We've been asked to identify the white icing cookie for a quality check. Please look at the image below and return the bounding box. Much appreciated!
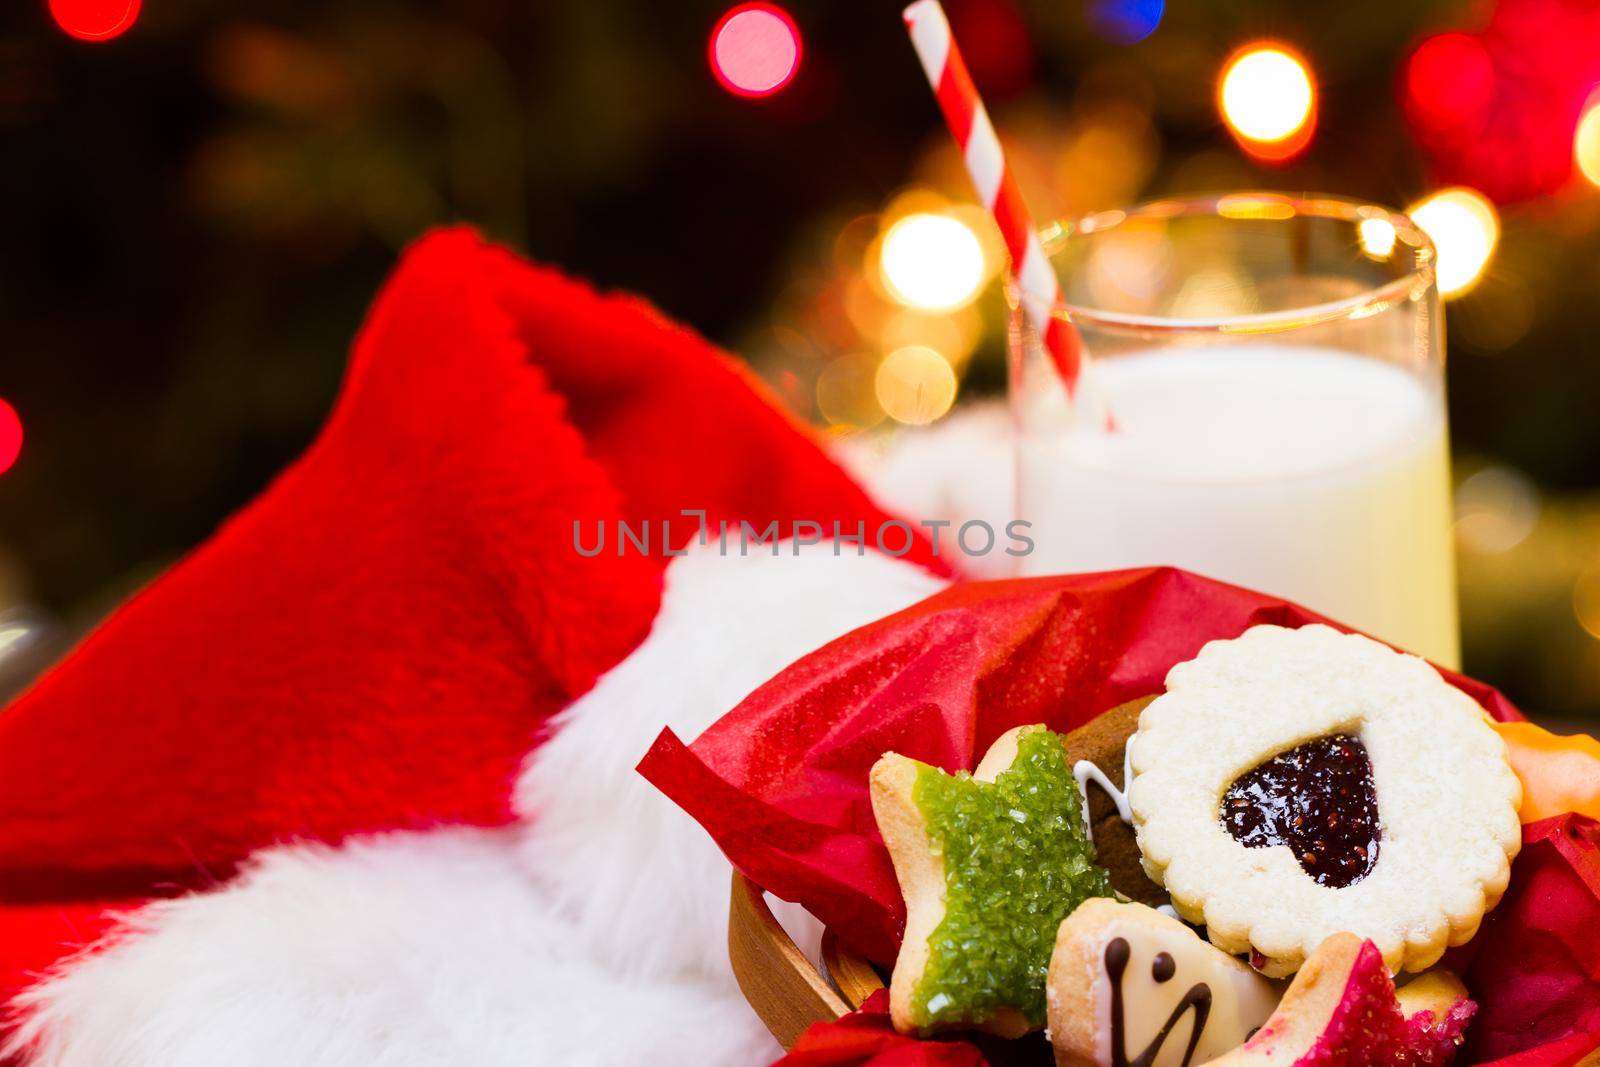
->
[1128,624,1522,977]
[1048,898,1282,1067]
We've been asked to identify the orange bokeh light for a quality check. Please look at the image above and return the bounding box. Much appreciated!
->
[1218,44,1318,163]
[1577,93,1600,189]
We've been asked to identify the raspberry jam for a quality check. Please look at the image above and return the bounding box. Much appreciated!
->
[1220,734,1380,888]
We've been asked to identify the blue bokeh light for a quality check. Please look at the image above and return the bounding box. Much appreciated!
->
[1085,0,1164,45]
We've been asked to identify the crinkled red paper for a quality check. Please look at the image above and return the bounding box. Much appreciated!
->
[637,568,1600,1066]
[777,991,987,1067]
[775,990,1054,1067]
[1453,815,1600,1065]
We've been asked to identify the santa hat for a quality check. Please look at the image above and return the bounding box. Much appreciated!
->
[0,230,961,1065]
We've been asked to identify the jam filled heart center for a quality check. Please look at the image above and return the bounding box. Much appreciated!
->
[1220,734,1380,888]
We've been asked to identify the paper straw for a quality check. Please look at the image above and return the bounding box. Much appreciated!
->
[902,0,1086,398]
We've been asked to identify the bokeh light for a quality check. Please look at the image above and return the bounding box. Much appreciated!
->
[880,306,982,367]
[1055,101,1160,212]
[878,213,987,312]
[1404,33,1495,132]
[0,400,21,477]
[1453,277,1536,353]
[0,616,38,661]
[709,3,801,99]
[1084,0,1164,46]
[816,354,884,430]
[1169,268,1259,319]
[49,0,141,42]
[1575,568,1600,642]
[1455,464,1540,554]
[875,346,958,425]
[1408,188,1499,298]
[1358,217,1398,259]
[1576,93,1600,189]
[1218,45,1316,161]
[1085,223,1174,312]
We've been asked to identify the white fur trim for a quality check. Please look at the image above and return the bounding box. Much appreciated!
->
[516,546,947,977]
[9,830,779,1067]
[11,548,947,1066]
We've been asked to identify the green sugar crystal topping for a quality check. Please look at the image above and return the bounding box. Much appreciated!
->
[910,728,1112,1032]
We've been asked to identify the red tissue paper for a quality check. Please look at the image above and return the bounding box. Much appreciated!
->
[639,568,1600,1066]
[775,990,1060,1067]
[0,228,936,1000]
[777,992,987,1067]
[1455,815,1600,1065]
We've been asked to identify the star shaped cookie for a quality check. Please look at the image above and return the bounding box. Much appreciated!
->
[871,724,1114,1037]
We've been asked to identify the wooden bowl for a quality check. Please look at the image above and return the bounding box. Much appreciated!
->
[727,871,883,1047]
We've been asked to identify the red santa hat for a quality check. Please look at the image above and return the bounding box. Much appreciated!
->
[0,230,955,1065]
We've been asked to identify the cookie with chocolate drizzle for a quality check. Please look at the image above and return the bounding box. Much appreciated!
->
[1048,898,1281,1067]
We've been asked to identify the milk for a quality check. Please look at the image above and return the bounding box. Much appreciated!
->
[1016,344,1459,666]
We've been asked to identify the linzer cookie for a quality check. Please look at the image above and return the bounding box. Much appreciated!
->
[1127,624,1522,977]
[871,725,1114,1037]
[1047,899,1282,1067]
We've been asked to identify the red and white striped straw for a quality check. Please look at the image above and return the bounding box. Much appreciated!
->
[902,0,1085,397]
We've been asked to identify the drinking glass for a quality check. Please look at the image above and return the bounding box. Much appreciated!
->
[1009,193,1458,666]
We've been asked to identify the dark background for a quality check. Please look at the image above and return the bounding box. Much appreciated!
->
[1,0,1598,722]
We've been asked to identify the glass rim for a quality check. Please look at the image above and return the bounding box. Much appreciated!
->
[1016,192,1438,336]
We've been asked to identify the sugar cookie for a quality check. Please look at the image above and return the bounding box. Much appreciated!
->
[1128,624,1522,977]
[871,725,1114,1036]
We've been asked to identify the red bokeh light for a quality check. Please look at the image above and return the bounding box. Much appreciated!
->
[1401,0,1600,203]
[1405,33,1495,134]
[709,3,801,99]
[946,0,1035,100]
[0,400,22,477]
[49,0,142,42]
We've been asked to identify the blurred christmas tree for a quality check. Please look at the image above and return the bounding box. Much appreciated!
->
[0,0,1598,721]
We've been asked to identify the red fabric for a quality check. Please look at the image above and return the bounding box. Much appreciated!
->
[640,569,1600,1066]
[1453,816,1600,1065]
[0,901,124,1004]
[775,992,990,1067]
[0,228,935,999]
[1474,1035,1600,1067]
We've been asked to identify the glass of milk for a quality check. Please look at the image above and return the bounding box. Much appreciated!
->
[1010,193,1458,666]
